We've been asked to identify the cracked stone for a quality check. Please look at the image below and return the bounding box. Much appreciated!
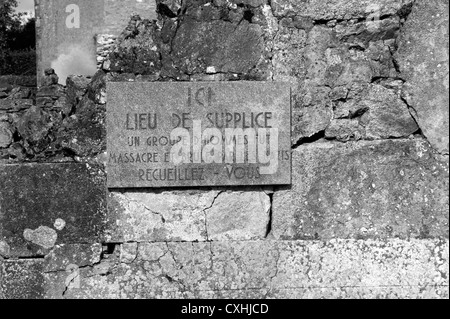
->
[271,1,410,144]
[107,189,271,242]
[107,190,219,242]
[205,190,271,241]
[120,243,138,264]
[326,84,419,141]
[44,244,103,273]
[39,239,449,299]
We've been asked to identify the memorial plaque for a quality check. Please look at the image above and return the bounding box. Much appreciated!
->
[106,82,291,188]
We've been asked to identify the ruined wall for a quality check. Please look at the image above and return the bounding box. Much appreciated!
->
[0,0,449,299]
[36,0,157,84]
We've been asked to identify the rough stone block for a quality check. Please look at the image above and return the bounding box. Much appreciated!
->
[396,0,449,154]
[66,75,90,113]
[326,84,419,141]
[16,106,53,152]
[0,163,107,258]
[205,191,271,241]
[172,19,264,75]
[44,244,103,273]
[272,139,449,240]
[106,189,271,242]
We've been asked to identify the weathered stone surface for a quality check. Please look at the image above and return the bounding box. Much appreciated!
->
[35,85,65,98]
[0,121,13,149]
[0,260,3,299]
[198,285,448,299]
[40,239,448,299]
[0,163,107,257]
[1,260,46,299]
[206,191,271,240]
[108,18,162,75]
[325,84,419,141]
[52,94,106,158]
[396,0,449,154]
[1,72,105,162]
[107,189,270,242]
[271,0,415,19]
[0,77,105,163]
[42,69,59,86]
[65,75,91,115]
[271,27,307,83]
[44,244,103,272]
[16,105,53,153]
[171,19,264,76]
[6,87,31,100]
[105,0,272,81]
[273,139,449,240]
[23,227,58,250]
[107,190,218,242]
[277,15,407,143]
[0,241,10,258]
[0,99,33,113]
[0,75,36,88]
[119,243,138,264]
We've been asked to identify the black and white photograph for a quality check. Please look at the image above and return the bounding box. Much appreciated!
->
[0,0,448,304]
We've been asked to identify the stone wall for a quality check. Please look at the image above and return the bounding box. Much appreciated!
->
[0,0,448,299]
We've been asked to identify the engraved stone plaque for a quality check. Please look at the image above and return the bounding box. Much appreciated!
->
[107,82,291,188]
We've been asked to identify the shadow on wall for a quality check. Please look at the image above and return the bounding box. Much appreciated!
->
[50,44,97,85]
